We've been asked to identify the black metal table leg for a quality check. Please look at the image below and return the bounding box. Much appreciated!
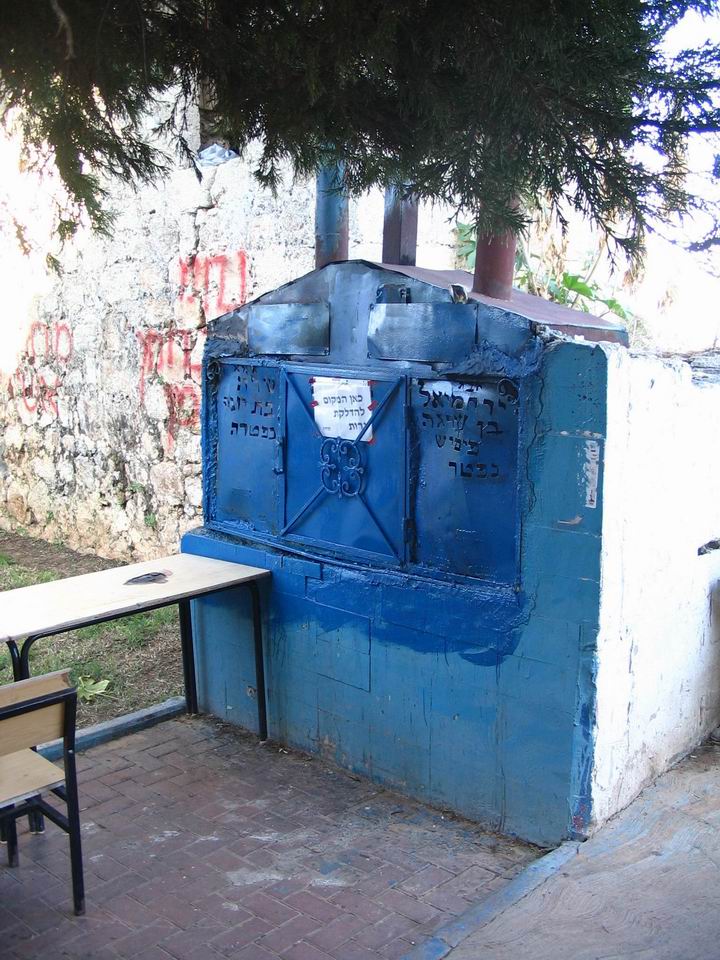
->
[13,636,45,833]
[6,640,21,682]
[247,581,268,741]
[2,642,21,841]
[178,598,199,715]
[19,635,39,681]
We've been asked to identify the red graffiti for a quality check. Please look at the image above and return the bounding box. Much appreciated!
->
[174,249,248,320]
[136,328,205,402]
[8,321,73,418]
[137,327,206,451]
[23,321,73,363]
[164,383,201,444]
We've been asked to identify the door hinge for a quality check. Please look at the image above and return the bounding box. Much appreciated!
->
[403,517,416,545]
[273,436,285,474]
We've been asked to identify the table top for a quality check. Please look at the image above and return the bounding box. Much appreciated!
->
[0,553,270,643]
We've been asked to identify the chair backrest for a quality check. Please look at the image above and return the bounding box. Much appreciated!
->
[0,670,73,756]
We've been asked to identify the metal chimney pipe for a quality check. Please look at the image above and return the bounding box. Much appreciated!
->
[315,164,349,268]
[472,229,517,301]
[382,186,419,265]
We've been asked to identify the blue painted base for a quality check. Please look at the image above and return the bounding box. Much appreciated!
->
[184,526,580,846]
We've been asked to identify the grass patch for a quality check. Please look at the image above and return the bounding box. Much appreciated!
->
[0,554,183,726]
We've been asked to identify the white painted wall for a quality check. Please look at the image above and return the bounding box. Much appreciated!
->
[593,346,720,825]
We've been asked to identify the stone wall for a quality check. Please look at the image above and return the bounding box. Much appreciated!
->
[0,141,456,559]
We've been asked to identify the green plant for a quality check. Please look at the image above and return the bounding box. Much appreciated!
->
[456,223,478,270]
[111,607,175,649]
[144,512,158,529]
[75,676,111,703]
[456,222,634,323]
[546,274,631,321]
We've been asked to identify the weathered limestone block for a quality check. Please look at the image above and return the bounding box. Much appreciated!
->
[149,461,184,506]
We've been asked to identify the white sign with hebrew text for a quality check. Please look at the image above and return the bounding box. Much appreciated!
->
[312,376,373,442]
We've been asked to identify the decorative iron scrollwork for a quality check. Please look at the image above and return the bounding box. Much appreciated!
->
[497,378,519,403]
[320,438,365,498]
[206,359,221,383]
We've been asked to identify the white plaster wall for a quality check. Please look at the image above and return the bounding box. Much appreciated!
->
[593,346,720,824]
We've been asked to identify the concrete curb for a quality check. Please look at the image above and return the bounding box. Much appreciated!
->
[401,840,581,960]
[39,696,186,761]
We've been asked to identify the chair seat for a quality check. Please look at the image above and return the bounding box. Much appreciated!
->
[0,749,64,806]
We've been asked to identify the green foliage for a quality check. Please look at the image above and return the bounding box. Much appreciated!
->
[457,220,634,320]
[108,607,176,649]
[0,559,55,591]
[144,512,158,529]
[75,675,111,703]
[546,274,632,320]
[456,223,479,270]
[2,1,720,261]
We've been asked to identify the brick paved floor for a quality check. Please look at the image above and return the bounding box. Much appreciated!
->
[0,717,538,960]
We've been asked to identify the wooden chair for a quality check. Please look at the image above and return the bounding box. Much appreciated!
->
[0,670,84,915]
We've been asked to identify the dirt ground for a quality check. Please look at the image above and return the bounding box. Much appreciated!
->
[0,531,183,726]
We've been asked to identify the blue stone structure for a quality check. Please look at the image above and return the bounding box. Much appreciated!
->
[182,260,626,845]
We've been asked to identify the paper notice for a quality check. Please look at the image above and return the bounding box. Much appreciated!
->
[311,376,373,442]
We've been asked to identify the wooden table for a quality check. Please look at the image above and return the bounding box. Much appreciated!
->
[0,554,271,737]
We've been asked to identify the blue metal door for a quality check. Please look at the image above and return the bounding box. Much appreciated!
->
[283,369,407,563]
[210,359,284,534]
[410,377,520,583]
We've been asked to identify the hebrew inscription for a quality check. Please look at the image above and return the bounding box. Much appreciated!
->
[415,379,518,481]
[221,365,277,441]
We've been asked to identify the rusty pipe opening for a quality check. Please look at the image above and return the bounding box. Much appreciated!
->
[472,230,517,301]
[382,186,419,266]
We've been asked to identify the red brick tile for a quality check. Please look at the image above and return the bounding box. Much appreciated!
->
[142,893,208,930]
[204,847,248,872]
[356,863,411,894]
[231,944,277,960]
[265,878,308,899]
[244,891,299,926]
[194,892,253,926]
[379,937,419,958]
[399,864,456,896]
[307,913,367,952]
[284,892,345,924]
[420,885,472,915]
[352,913,421,950]
[377,888,440,923]
[209,916,273,955]
[124,948,174,960]
[257,913,322,953]
[282,942,335,960]
[10,920,76,958]
[113,919,179,958]
[159,924,229,960]
[329,889,390,923]
[104,893,161,928]
[433,864,497,901]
